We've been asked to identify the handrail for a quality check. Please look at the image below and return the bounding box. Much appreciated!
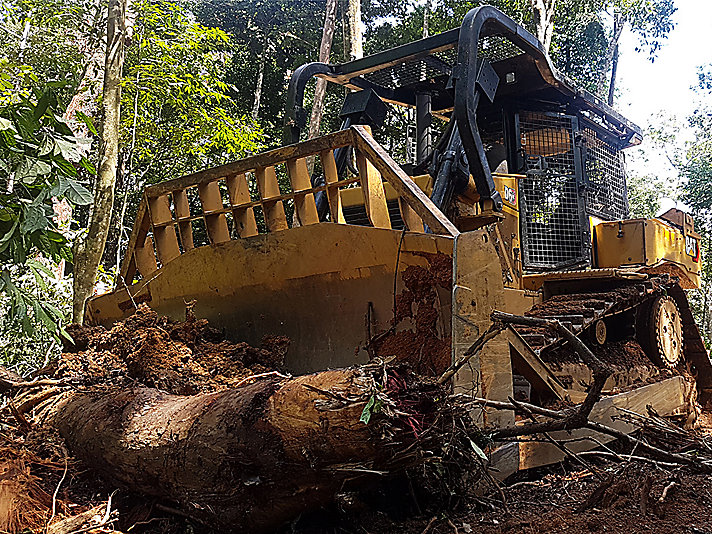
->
[117,126,458,288]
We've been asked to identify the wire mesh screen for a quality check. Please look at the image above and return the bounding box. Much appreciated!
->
[362,36,523,91]
[519,112,586,269]
[582,127,629,220]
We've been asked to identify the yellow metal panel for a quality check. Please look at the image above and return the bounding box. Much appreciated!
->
[493,174,519,212]
[595,219,646,266]
[595,218,700,288]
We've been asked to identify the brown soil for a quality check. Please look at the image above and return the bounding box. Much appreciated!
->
[59,304,289,395]
[341,466,712,534]
[286,407,712,533]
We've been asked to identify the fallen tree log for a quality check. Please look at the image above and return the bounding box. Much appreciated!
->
[36,369,389,532]
[0,306,469,532]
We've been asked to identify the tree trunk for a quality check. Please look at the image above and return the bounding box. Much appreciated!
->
[307,0,338,140]
[251,34,269,120]
[530,0,556,52]
[423,0,430,38]
[72,0,131,323]
[34,369,426,533]
[607,41,619,105]
[597,12,625,99]
[346,0,363,61]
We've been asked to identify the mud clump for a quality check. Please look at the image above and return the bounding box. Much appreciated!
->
[59,304,290,395]
[374,253,452,377]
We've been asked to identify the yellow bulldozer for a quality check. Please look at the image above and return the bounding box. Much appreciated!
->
[86,6,711,478]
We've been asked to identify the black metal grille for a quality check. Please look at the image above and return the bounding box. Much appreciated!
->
[363,49,454,88]
[519,112,586,269]
[582,127,628,220]
[477,35,525,62]
[342,200,405,229]
[362,36,523,90]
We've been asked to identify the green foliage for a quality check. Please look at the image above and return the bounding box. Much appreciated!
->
[0,261,71,375]
[0,85,92,340]
[626,173,669,218]
[121,0,264,184]
[616,0,676,60]
[0,0,105,104]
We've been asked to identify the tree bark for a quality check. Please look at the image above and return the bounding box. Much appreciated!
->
[597,12,625,100]
[34,369,413,532]
[346,0,363,61]
[72,0,131,323]
[530,0,556,52]
[423,0,430,38]
[307,0,338,140]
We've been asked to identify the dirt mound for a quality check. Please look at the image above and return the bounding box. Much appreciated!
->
[59,304,289,395]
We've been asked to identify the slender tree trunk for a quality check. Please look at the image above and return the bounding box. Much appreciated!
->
[607,42,619,105]
[72,0,131,323]
[18,18,31,62]
[530,0,556,52]
[597,12,625,99]
[423,0,430,38]
[346,0,363,61]
[307,0,338,140]
[252,34,269,120]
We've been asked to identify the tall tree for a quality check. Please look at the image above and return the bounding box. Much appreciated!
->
[346,0,363,60]
[308,0,338,139]
[72,0,132,323]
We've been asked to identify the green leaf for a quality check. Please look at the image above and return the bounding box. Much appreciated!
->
[38,135,55,156]
[76,111,98,135]
[360,395,376,425]
[53,157,77,177]
[79,156,96,175]
[54,137,82,162]
[0,218,19,253]
[21,204,49,234]
[63,178,93,205]
[32,90,53,122]
[468,438,488,462]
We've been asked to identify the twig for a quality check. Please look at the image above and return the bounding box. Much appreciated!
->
[475,396,712,473]
[67,491,117,534]
[0,377,70,394]
[233,371,290,389]
[437,322,506,385]
[640,474,653,515]
[509,395,604,480]
[420,516,437,534]
[393,227,407,319]
[8,400,31,431]
[657,480,678,505]
[447,518,459,534]
[46,457,68,532]
[577,451,680,469]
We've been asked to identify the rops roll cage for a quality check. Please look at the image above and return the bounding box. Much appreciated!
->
[284,6,642,215]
